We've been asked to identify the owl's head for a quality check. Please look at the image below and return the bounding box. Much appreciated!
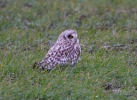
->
[58,29,79,44]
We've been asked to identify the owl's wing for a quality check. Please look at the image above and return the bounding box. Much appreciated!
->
[38,46,58,70]
[38,43,81,70]
[38,43,66,70]
[51,44,72,65]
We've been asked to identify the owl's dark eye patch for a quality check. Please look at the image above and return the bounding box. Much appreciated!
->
[68,35,73,39]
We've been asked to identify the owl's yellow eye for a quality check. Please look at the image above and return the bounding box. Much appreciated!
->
[68,35,73,39]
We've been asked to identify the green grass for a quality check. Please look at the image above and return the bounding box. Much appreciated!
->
[1,0,137,100]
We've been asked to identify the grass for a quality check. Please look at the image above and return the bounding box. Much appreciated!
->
[0,0,137,99]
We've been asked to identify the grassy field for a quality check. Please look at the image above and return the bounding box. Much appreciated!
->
[0,0,137,99]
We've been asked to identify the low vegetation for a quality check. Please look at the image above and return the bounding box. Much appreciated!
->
[0,0,137,99]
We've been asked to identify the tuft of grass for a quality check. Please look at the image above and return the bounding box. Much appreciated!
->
[0,0,137,99]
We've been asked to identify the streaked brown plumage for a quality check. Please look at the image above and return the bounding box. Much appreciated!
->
[33,29,81,70]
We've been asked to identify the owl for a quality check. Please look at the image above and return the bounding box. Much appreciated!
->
[33,29,81,70]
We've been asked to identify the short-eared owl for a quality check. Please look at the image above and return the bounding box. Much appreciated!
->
[33,29,81,70]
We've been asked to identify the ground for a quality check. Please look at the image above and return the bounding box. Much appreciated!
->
[0,0,137,100]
